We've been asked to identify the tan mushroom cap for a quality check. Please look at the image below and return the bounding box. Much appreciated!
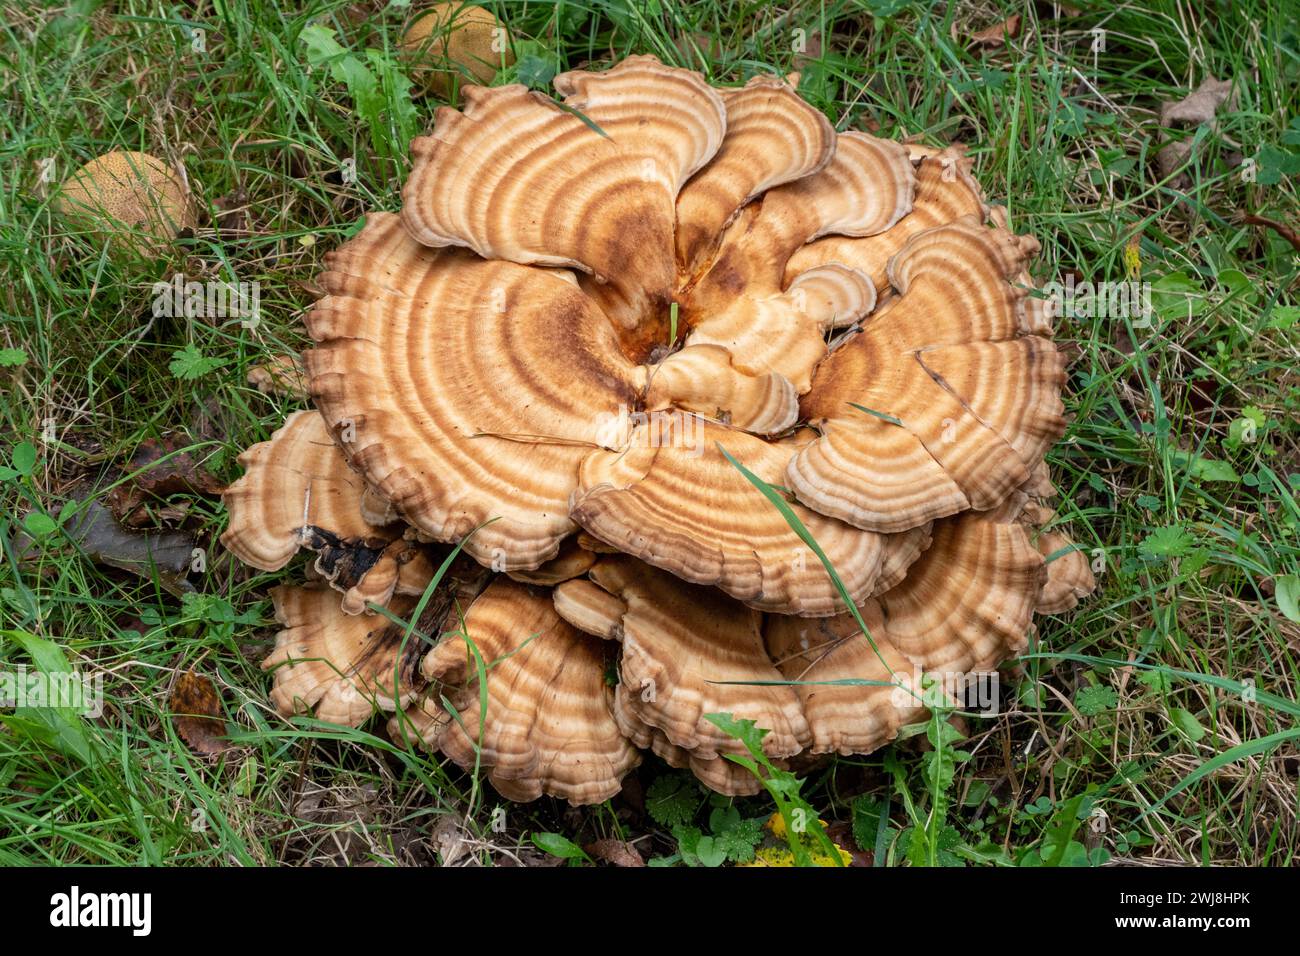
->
[421,578,640,804]
[571,419,886,615]
[619,712,776,797]
[1020,459,1056,499]
[388,694,451,750]
[680,262,876,394]
[635,344,800,434]
[264,586,422,725]
[576,531,620,554]
[359,485,400,527]
[392,546,440,596]
[683,130,915,318]
[874,521,934,594]
[554,55,726,193]
[222,410,414,613]
[789,216,1066,534]
[675,75,835,274]
[305,212,640,572]
[551,578,769,797]
[401,3,514,99]
[784,147,986,293]
[1022,501,1096,613]
[762,504,1041,753]
[555,556,811,761]
[878,503,1044,672]
[644,730,768,797]
[401,82,679,331]
[765,604,925,756]
[507,536,597,586]
[550,576,627,639]
[54,150,194,247]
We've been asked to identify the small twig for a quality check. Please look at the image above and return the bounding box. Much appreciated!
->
[1240,213,1300,254]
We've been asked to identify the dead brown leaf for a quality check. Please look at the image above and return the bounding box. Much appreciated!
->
[1156,140,1194,184]
[170,670,233,756]
[1160,77,1235,128]
[108,434,224,527]
[1155,77,1236,188]
[19,498,197,596]
[792,29,823,70]
[968,13,1022,47]
[584,838,645,867]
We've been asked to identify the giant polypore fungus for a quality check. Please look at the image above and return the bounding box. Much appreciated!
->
[225,53,1094,804]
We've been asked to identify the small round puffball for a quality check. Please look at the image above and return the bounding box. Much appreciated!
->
[54,151,194,250]
[402,3,514,100]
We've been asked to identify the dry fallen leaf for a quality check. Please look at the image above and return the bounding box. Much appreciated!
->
[1156,77,1236,187]
[967,13,1022,47]
[108,433,224,527]
[22,498,196,595]
[584,838,645,867]
[170,670,233,756]
[430,814,473,866]
[1159,77,1235,127]
[1156,140,1194,183]
[792,28,823,70]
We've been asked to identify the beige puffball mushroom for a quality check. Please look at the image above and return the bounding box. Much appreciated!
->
[402,3,514,99]
[53,150,194,250]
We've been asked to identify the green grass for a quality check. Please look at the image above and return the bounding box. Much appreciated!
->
[0,0,1297,866]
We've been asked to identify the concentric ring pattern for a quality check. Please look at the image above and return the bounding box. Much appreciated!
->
[223,54,1094,804]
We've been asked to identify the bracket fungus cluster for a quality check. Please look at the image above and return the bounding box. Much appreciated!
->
[224,54,1095,804]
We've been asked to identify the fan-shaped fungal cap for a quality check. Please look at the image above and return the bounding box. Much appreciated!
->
[506,536,598,586]
[1022,502,1096,613]
[222,411,410,613]
[305,212,640,572]
[264,586,422,725]
[402,3,513,99]
[765,604,925,755]
[421,578,640,804]
[674,74,835,274]
[683,131,914,317]
[571,419,886,615]
[388,694,451,749]
[874,521,934,594]
[762,505,1041,753]
[555,556,810,769]
[54,151,194,248]
[637,723,770,797]
[401,81,680,330]
[635,344,800,434]
[550,576,627,639]
[554,55,726,192]
[785,147,986,293]
[878,504,1044,673]
[680,262,876,394]
[788,216,1066,533]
